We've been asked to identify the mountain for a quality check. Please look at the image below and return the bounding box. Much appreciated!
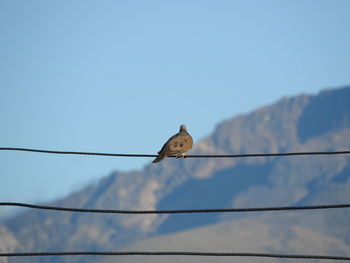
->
[97,215,350,263]
[1,86,350,263]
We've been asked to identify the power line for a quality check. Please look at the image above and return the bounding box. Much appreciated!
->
[1,147,350,158]
[1,202,349,214]
[1,251,349,260]
[0,147,155,157]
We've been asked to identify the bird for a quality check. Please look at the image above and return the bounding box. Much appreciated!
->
[152,124,193,163]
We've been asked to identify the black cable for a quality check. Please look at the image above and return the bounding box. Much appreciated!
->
[1,147,350,158]
[1,202,349,214]
[1,251,349,260]
[0,147,155,157]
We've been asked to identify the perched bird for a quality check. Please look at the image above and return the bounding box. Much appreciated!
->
[153,125,193,163]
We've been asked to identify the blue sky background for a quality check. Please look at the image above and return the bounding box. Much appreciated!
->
[1,0,350,214]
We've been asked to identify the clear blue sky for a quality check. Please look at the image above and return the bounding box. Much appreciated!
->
[1,0,350,213]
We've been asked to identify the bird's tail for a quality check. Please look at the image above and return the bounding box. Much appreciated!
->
[152,153,166,163]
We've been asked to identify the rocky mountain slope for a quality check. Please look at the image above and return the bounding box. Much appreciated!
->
[1,86,350,263]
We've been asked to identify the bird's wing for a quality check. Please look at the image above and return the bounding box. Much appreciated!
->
[157,133,179,155]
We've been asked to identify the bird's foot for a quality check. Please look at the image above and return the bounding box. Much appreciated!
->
[175,153,187,159]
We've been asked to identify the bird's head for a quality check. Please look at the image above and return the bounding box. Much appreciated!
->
[179,124,187,132]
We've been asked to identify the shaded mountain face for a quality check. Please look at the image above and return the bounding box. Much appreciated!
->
[298,88,350,142]
[1,86,350,263]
